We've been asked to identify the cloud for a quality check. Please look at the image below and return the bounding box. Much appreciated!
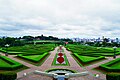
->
[0,0,120,38]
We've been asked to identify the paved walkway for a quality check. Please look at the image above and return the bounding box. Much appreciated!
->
[37,47,85,72]
[1,46,119,80]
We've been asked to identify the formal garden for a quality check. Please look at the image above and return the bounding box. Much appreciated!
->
[0,43,120,80]
[65,44,120,79]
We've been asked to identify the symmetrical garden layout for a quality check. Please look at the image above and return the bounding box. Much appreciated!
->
[52,46,70,66]
[0,44,120,80]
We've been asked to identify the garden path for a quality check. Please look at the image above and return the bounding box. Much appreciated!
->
[1,46,118,80]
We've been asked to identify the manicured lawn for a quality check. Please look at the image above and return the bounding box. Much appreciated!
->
[100,58,120,72]
[74,53,105,63]
[110,61,120,68]
[22,55,41,59]
[0,59,11,67]
[1,44,55,55]
[17,53,48,62]
[66,44,119,57]
[0,44,56,66]
[76,55,104,62]
[66,44,114,66]
[0,56,23,70]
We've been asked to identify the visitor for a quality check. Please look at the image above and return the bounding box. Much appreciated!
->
[5,52,8,56]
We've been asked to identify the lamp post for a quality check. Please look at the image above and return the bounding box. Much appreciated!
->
[34,41,36,46]
[113,46,117,59]
[5,44,10,56]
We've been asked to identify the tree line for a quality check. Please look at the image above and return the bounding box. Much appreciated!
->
[0,35,72,47]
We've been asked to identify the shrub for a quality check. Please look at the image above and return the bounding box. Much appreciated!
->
[73,53,105,63]
[0,71,17,80]
[0,56,23,70]
[0,48,6,53]
[106,73,120,80]
[100,58,120,72]
[17,52,48,62]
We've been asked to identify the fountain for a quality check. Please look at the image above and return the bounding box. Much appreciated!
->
[34,69,89,80]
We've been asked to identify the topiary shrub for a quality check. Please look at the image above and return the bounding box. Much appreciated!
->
[106,73,120,80]
[0,71,17,80]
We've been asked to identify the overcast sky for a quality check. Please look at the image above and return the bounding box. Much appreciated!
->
[0,0,120,38]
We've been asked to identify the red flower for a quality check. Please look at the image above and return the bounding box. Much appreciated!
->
[58,53,63,57]
[57,57,64,64]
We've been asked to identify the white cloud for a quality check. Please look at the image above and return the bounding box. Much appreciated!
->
[0,0,120,38]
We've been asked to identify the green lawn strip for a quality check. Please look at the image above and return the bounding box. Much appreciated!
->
[100,58,120,72]
[16,53,50,66]
[74,53,105,63]
[71,54,83,67]
[35,53,50,66]
[52,53,70,66]
[0,56,23,70]
[17,52,48,62]
[52,53,57,65]
[0,59,11,67]
[7,51,25,55]
[0,48,7,53]
[80,52,117,57]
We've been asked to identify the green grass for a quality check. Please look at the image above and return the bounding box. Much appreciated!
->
[66,44,108,66]
[77,55,104,62]
[100,58,120,72]
[0,56,23,70]
[0,44,55,72]
[110,61,120,68]
[66,44,120,57]
[17,52,48,62]
[0,44,56,66]
[74,53,105,63]
[52,53,70,66]
[16,53,50,66]
[1,44,55,55]
[71,54,83,67]
[0,59,11,67]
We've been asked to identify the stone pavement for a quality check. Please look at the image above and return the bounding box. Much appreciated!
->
[1,46,118,80]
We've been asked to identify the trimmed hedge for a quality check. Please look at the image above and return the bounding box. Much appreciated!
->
[0,48,6,53]
[7,51,24,55]
[74,53,105,63]
[106,73,120,80]
[0,71,17,80]
[17,52,48,62]
[100,58,120,72]
[0,56,23,70]
[5,44,56,55]
[65,44,119,57]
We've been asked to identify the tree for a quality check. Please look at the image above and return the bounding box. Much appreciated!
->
[22,36,34,41]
